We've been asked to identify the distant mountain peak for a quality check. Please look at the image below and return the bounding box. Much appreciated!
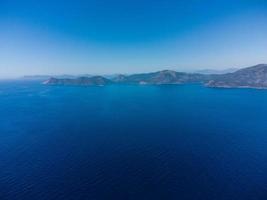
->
[254,63,267,67]
[196,68,238,74]
[159,69,177,73]
[237,64,267,72]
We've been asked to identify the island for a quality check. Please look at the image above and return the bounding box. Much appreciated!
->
[43,76,111,86]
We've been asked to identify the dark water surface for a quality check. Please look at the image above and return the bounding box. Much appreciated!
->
[0,81,267,200]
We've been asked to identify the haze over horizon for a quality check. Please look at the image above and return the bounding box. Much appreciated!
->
[1,0,267,78]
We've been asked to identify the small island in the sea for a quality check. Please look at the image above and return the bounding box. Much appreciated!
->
[43,64,267,89]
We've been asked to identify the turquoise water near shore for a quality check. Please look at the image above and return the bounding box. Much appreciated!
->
[0,81,267,200]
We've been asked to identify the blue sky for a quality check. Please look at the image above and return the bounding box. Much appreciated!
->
[0,0,267,77]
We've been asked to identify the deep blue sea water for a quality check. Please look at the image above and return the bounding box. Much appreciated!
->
[0,80,267,200]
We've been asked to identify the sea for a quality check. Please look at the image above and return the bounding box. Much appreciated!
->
[0,80,267,200]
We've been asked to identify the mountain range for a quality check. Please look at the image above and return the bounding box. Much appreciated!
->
[43,64,267,89]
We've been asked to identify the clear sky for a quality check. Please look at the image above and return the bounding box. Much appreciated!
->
[0,0,267,77]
